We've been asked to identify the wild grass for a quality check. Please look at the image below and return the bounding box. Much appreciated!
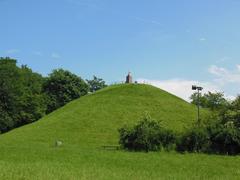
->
[0,147,240,180]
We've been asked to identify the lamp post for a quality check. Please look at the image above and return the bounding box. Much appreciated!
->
[192,85,203,124]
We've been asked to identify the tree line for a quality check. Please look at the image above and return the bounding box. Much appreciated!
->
[0,57,107,133]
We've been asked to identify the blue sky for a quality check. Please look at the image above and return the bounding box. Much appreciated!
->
[1,0,240,100]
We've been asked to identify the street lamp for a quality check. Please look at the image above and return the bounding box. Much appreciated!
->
[192,85,203,124]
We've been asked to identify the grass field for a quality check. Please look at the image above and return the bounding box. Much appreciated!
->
[0,84,239,179]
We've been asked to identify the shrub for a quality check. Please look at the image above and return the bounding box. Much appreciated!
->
[208,122,240,155]
[119,114,176,152]
[177,120,240,155]
[176,125,210,153]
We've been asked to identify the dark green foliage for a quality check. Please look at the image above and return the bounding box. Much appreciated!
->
[0,58,105,133]
[231,95,240,110]
[0,58,21,114]
[201,117,240,155]
[43,69,89,113]
[206,101,240,155]
[17,65,46,124]
[0,107,14,133]
[119,114,176,152]
[0,57,46,133]
[87,75,107,92]
[208,122,240,155]
[188,91,237,154]
[176,125,210,153]
[177,119,240,155]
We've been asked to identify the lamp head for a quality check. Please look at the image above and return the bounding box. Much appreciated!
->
[192,85,197,90]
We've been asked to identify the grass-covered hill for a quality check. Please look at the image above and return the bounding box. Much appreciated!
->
[0,84,197,148]
[0,84,239,180]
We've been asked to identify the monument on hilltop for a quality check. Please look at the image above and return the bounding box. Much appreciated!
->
[125,72,133,84]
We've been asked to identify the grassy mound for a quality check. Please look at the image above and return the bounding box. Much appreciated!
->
[0,84,198,148]
[0,84,239,180]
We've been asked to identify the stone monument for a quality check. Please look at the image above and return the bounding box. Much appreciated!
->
[126,72,133,84]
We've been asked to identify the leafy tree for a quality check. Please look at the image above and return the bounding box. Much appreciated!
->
[87,75,107,92]
[190,91,228,111]
[17,65,46,124]
[0,58,21,113]
[43,69,89,113]
[231,95,240,111]
[0,107,14,133]
[0,57,46,132]
[0,58,92,133]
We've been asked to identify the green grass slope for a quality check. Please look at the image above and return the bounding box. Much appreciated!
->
[1,84,197,148]
[0,84,239,180]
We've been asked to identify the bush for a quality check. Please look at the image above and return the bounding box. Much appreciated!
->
[208,122,240,155]
[176,125,210,153]
[176,120,240,155]
[119,114,176,152]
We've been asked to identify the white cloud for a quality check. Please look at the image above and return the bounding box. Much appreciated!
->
[237,65,240,72]
[51,52,61,59]
[137,78,220,102]
[209,65,228,76]
[208,65,240,85]
[6,49,20,54]
[199,38,206,41]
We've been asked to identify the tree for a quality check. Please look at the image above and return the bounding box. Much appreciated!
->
[190,92,205,107]
[0,57,46,132]
[17,65,46,124]
[231,95,240,111]
[43,69,89,113]
[190,91,228,111]
[0,106,14,133]
[0,57,24,132]
[218,96,240,129]
[87,76,107,92]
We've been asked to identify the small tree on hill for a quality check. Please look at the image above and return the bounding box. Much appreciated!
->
[190,91,228,111]
[87,76,107,92]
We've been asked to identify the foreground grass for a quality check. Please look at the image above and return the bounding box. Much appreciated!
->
[0,145,240,180]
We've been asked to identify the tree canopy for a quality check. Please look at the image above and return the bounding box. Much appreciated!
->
[87,75,107,92]
[190,91,228,111]
[0,57,46,132]
[43,69,89,113]
[0,57,92,133]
